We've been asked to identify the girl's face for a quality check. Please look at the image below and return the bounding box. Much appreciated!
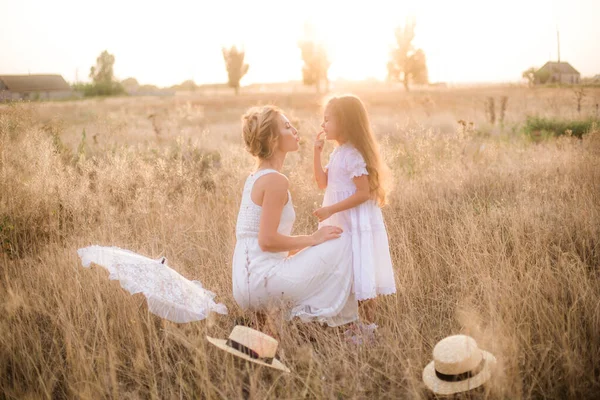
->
[277,114,299,153]
[321,105,343,142]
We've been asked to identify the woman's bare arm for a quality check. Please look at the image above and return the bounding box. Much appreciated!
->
[257,174,342,252]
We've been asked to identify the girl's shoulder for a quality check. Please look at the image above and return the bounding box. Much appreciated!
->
[339,144,365,162]
[336,143,361,156]
[328,144,366,173]
[338,144,368,177]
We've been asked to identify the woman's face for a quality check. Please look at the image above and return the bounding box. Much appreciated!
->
[276,114,299,153]
[321,105,342,141]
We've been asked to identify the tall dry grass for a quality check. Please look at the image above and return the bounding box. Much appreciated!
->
[1,89,599,399]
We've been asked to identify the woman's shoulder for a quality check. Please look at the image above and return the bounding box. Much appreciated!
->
[254,170,289,190]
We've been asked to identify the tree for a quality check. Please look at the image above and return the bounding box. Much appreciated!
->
[522,67,553,86]
[522,67,536,87]
[173,80,198,92]
[121,77,139,93]
[82,50,124,96]
[535,69,551,85]
[387,18,429,91]
[90,50,116,85]
[222,46,249,95]
[407,49,428,85]
[298,24,330,93]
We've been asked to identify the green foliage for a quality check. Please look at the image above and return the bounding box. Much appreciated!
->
[72,50,125,97]
[523,116,598,138]
[522,67,536,87]
[222,46,249,95]
[388,18,429,91]
[90,50,116,85]
[72,82,125,97]
[535,69,551,85]
[0,215,15,256]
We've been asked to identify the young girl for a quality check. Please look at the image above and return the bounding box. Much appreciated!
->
[313,94,396,329]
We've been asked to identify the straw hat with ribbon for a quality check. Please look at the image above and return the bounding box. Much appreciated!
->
[423,334,496,395]
[207,326,290,373]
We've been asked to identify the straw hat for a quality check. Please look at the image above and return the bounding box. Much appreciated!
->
[422,335,496,395]
[207,326,290,373]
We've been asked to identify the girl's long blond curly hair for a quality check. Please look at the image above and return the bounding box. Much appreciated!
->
[326,95,391,206]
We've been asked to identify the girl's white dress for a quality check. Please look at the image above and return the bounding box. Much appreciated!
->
[232,169,358,327]
[320,143,396,301]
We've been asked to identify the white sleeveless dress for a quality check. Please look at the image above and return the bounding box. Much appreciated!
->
[320,144,396,301]
[232,169,358,327]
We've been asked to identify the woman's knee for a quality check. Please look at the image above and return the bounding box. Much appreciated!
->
[318,233,351,255]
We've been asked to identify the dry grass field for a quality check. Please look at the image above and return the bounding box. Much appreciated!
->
[1,85,599,399]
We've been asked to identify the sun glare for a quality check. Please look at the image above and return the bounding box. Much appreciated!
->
[298,3,409,82]
[1,0,599,86]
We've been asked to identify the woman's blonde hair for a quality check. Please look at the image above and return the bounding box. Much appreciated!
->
[241,105,282,159]
[326,95,391,206]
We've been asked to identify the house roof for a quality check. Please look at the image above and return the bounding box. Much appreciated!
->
[0,74,71,93]
[538,62,580,75]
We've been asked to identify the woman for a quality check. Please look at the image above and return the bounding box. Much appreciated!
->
[232,105,358,327]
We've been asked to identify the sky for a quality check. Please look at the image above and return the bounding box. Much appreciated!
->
[1,0,599,87]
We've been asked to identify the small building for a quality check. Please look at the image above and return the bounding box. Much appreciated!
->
[0,74,73,102]
[536,62,581,85]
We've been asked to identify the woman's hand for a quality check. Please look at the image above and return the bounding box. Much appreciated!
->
[311,225,343,245]
[314,131,325,153]
[313,206,333,222]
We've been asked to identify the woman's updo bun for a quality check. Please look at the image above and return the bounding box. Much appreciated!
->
[241,105,282,159]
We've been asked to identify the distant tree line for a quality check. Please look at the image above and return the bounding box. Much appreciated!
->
[76,19,429,97]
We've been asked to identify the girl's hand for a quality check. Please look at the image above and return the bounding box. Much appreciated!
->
[314,131,325,152]
[311,225,343,245]
[313,206,333,222]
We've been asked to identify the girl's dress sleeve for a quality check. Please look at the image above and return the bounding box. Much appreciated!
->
[345,148,368,178]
